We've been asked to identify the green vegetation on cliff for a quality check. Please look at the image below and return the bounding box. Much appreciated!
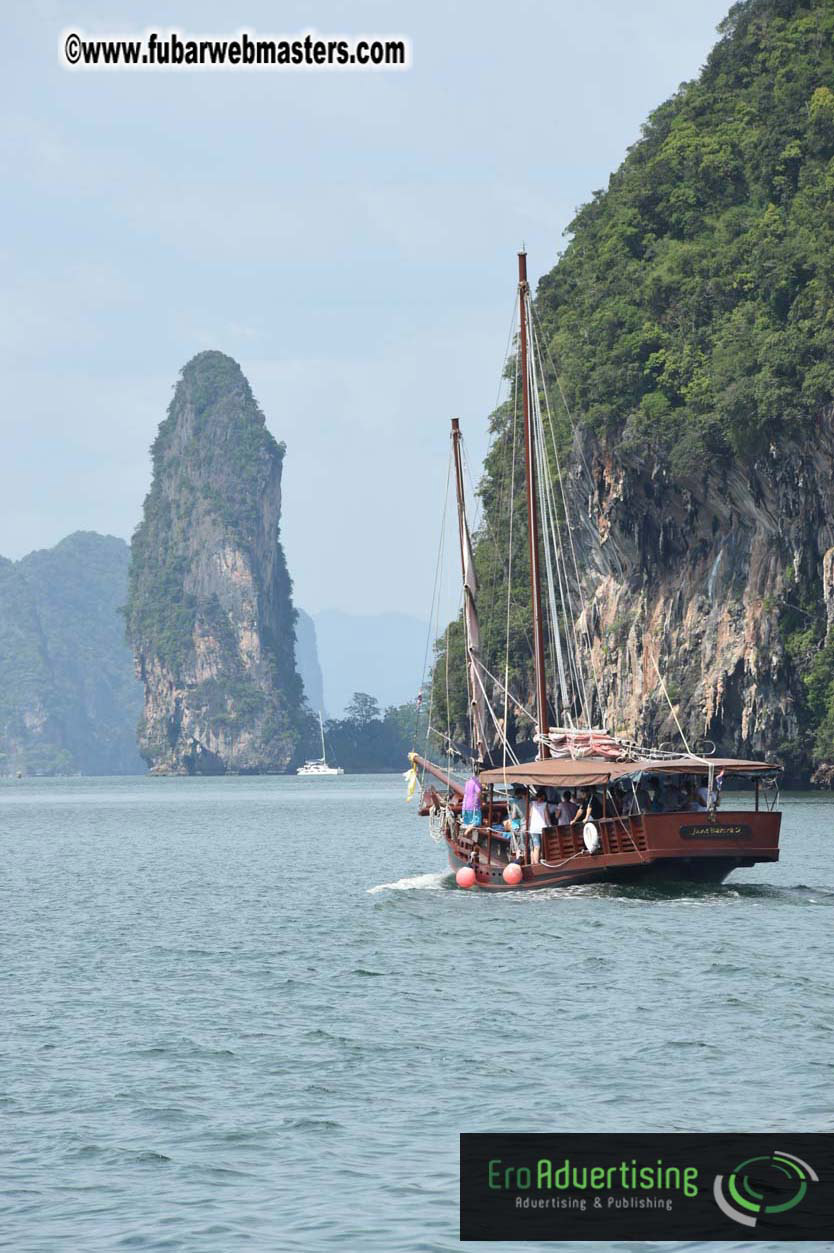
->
[434,0,834,776]
[127,352,290,679]
[0,533,144,775]
[126,351,306,774]
[539,0,834,472]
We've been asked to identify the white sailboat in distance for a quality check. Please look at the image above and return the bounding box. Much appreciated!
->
[297,712,344,776]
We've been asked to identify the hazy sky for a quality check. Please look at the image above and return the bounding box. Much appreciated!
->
[2,1,731,616]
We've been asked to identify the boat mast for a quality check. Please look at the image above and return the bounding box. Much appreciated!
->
[451,417,487,763]
[319,711,326,761]
[518,251,550,759]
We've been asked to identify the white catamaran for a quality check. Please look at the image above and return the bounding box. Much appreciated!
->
[297,712,344,776]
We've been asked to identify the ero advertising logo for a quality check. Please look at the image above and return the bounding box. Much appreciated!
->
[713,1150,818,1228]
[460,1133,834,1241]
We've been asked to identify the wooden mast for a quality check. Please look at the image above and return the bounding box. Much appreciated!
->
[451,417,486,763]
[451,418,472,751]
[451,417,467,590]
[518,251,550,759]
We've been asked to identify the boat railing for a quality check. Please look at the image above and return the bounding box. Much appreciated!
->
[452,812,650,865]
[598,814,648,854]
[541,814,648,861]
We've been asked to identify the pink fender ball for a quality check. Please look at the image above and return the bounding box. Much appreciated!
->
[503,862,523,886]
[456,866,476,889]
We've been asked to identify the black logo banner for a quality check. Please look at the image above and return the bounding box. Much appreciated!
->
[460,1133,834,1240]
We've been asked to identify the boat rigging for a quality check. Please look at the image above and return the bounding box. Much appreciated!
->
[408,252,782,890]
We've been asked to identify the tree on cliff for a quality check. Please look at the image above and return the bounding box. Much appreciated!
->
[125,351,308,774]
[320,694,425,773]
[433,0,834,780]
[344,692,381,726]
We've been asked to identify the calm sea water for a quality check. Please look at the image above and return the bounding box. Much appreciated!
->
[1,775,832,1252]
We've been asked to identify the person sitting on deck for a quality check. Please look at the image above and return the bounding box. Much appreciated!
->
[682,783,705,812]
[646,778,665,812]
[624,779,651,816]
[696,777,714,810]
[460,773,482,836]
[607,784,624,816]
[554,790,578,827]
[527,787,550,866]
[666,780,688,812]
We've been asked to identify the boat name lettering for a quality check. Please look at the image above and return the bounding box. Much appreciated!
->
[678,823,752,839]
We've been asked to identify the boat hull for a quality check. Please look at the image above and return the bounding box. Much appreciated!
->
[445,809,780,891]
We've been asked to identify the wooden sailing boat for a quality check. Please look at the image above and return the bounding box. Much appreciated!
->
[410,252,781,890]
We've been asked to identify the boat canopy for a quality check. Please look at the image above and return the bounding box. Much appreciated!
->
[479,756,780,788]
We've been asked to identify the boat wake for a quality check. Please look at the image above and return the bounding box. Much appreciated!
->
[367,871,451,894]
[533,880,834,907]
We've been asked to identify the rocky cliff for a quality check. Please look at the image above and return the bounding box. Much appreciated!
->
[571,406,834,777]
[433,0,834,782]
[125,351,305,774]
[0,532,144,775]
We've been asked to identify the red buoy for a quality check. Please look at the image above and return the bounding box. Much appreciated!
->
[503,862,523,886]
[456,866,476,889]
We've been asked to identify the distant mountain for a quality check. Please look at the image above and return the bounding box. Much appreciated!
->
[312,610,427,716]
[0,532,144,775]
[295,609,325,716]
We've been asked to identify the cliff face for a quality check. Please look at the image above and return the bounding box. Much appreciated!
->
[0,533,144,775]
[571,407,834,776]
[432,0,834,781]
[126,351,305,774]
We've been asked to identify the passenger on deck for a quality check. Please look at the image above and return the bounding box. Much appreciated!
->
[696,777,714,810]
[502,784,527,835]
[528,787,550,866]
[554,790,578,827]
[646,778,665,812]
[608,784,626,816]
[572,787,603,825]
[625,779,651,815]
[461,773,482,836]
[683,783,705,812]
[667,780,688,812]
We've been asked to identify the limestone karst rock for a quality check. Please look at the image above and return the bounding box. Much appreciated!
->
[0,532,144,775]
[126,351,305,773]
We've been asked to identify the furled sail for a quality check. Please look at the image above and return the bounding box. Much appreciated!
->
[451,418,489,763]
[461,508,488,763]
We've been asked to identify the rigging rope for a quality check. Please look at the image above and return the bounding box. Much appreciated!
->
[528,308,607,727]
[502,348,520,780]
[416,449,453,762]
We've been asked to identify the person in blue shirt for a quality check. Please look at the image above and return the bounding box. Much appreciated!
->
[502,784,527,835]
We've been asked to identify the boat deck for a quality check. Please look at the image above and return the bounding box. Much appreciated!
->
[446,809,780,890]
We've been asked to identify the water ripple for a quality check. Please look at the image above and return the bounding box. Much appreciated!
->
[0,777,831,1251]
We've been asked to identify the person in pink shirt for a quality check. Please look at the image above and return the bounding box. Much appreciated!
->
[461,774,482,835]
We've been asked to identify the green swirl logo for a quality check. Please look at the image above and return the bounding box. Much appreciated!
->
[713,1151,818,1228]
